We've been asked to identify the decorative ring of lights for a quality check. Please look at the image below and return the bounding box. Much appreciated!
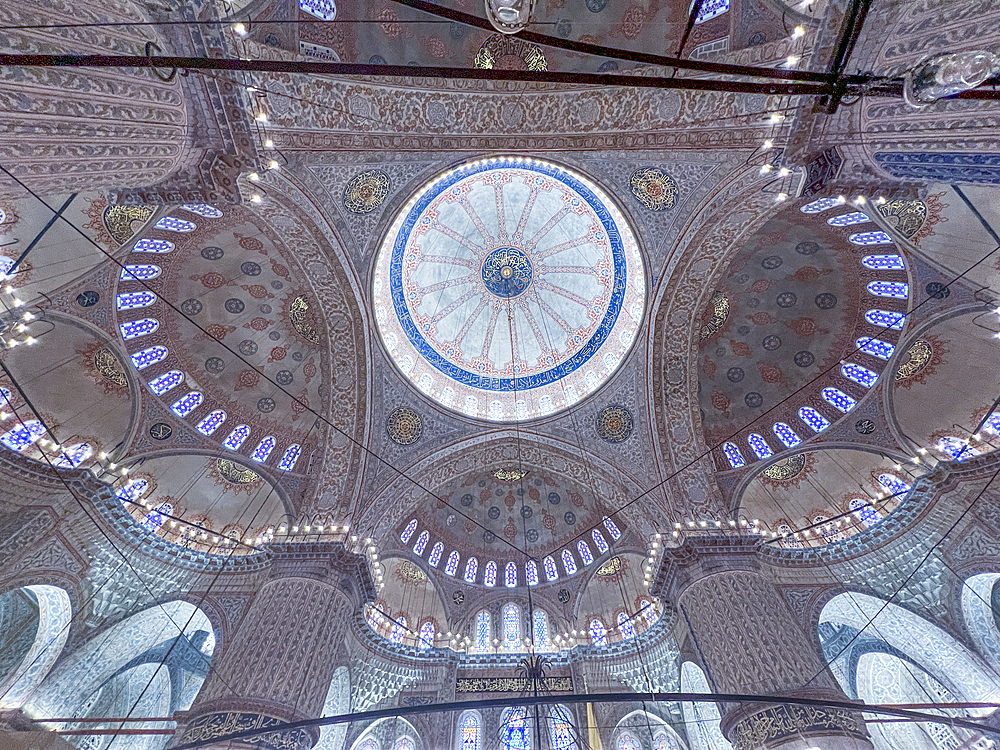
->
[373,157,645,422]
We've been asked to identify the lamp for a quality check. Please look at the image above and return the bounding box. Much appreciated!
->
[904,51,1000,107]
[485,0,535,34]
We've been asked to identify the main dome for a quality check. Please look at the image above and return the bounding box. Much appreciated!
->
[373,157,646,421]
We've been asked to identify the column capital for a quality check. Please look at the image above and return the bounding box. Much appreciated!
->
[651,533,763,603]
[264,541,376,608]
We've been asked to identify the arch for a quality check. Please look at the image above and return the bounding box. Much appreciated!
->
[315,665,351,750]
[502,602,520,650]
[501,706,531,750]
[457,710,482,750]
[476,610,492,654]
[532,609,549,651]
[680,661,733,750]
[962,573,1000,673]
[0,584,71,709]
[612,710,687,750]
[548,705,576,750]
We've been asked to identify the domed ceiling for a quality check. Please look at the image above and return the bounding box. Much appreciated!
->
[373,157,645,422]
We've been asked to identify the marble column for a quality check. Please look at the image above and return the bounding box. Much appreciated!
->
[175,542,374,750]
[654,536,873,750]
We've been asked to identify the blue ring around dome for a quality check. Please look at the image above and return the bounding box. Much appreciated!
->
[388,158,627,392]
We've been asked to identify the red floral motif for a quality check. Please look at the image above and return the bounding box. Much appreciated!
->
[242,284,270,299]
[303,358,317,383]
[750,279,771,293]
[528,486,539,501]
[290,395,308,420]
[542,512,556,530]
[786,317,820,336]
[193,272,225,289]
[622,5,644,38]
[504,493,516,510]
[731,341,751,357]
[204,324,235,340]
[247,317,270,331]
[790,266,833,283]
[422,36,447,58]
[703,355,716,379]
[504,521,518,539]
[571,492,583,507]
[480,489,491,503]
[465,519,476,533]
[750,312,776,325]
[234,369,260,391]
[270,260,290,279]
[237,234,264,253]
[378,7,407,38]
[268,347,287,363]
[757,362,783,383]
[711,389,731,415]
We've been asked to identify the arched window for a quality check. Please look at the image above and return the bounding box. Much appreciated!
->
[120,318,159,340]
[723,442,745,467]
[390,615,407,644]
[148,370,183,395]
[181,204,223,218]
[857,336,895,359]
[822,388,857,412]
[800,197,841,213]
[120,264,162,281]
[867,280,909,299]
[223,425,251,450]
[842,362,878,388]
[116,291,156,310]
[603,517,622,539]
[132,239,174,253]
[196,409,227,435]
[548,706,576,750]
[445,551,460,576]
[170,391,203,417]
[428,542,443,567]
[484,560,497,587]
[862,254,905,270]
[53,442,92,468]
[476,610,492,653]
[936,436,978,461]
[457,712,482,750]
[849,231,893,245]
[828,211,870,226]
[116,479,148,503]
[773,422,802,448]
[798,407,830,433]
[777,524,803,549]
[681,661,733,750]
[502,603,520,649]
[419,620,435,649]
[533,609,549,651]
[561,549,577,575]
[464,557,478,583]
[577,541,593,566]
[850,497,881,528]
[251,436,276,462]
[505,562,517,587]
[400,519,417,543]
[983,413,1000,435]
[130,345,167,370]
[393,738,414,750]
[413,530,429,556]
[278,444,301,471]
[154,216,196,232]
[543,556,558,581]
[652,732,679,750]
[866,309,905,330]
[501,706,530,750]
[299,0,337,21]
[590,618,608,647]
[618,733,641,750]
[526,560,539,586]
[591,529,609,553]
[617,611,636,640]
[693,0,728,24]
[140,502,172,533]
[878,473,911,495]
[747,433,773,459]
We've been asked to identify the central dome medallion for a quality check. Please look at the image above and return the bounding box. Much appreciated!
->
[373,157,645,421]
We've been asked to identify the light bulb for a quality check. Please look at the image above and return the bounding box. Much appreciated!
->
[792,25,805,38]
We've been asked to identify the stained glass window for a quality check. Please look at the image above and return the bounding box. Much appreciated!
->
[849,231,893,245]
[505,562,517,587]
[181,204,223,218]
[693,0,728,24]
[413,530,429,556]
[857,336,895,359]
[828,211,870,226]
[464,557,478,583]
[502,707,530,750]
[561,549,577,575]
[603,517,622,539]
[862,254,905,270]
[723,442,745,468]
[590,618,607,647]
[548,707,575,750]
[116,478,148,503]
[773,422,802,448]
[459,712,481,750]
[878,473,911,495]
[0,256,12,278]
[393,738,414,750]
[476,610,492,653]
[53,442,92,468]
[170,391,202,417]
[748,433,773,459]
[278,444,301,471]
[526,560,539,586]
[445,551,460,576]
[300,0,337,20]
[617,611,636,640]
[116,291,156,310]
[0,387,10,407]
[503,603,520,649]
[223,425,251,450]
[799,407,830,433]
[390,615,407,644]
[251,436,276,462]
[639,599,658,625]
[618,733,641,750]
[983,414,1000,434]
[154,216,196,232]
[120,264,161,281]
[936,436,978,461]
[800,197,841,213]
[592,529,609,553]
[484,560,497,586]
[140,502,172,533]
[867,280,909,299]
[653,732,678,750]
[419,620,435,649]
[866,309,905,330]
[842,363,878,388]
[822,388,857,412]
[428,542,443,567]
[400,519,417,543]
[133,238,174,253]
[196,410,227,436]
[543,556,558,581]
[148,370,183,395]
[850,498,881,528]
[533,609,549,651]
[131,345,167,370]
[120,318,159,340]
[578,541,594,566]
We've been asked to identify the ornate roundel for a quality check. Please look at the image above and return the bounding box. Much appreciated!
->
[386,406,423,445]
[344,169,391,214]
[629,167,678,211]
[761,454,805,481]
[595,404,634,443]
[896,339,933,382]
[373,157,646,421]
[77,291,100,307]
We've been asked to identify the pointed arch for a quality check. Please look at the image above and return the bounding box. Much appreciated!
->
[680,661,733,750]
[0,585,72,709]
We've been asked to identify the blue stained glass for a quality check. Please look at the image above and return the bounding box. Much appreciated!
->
[251,436,276,462]
[196,409,227,435]
[850,231,893,245]
[140,502,172,533]
[394,738,414,750]
[653,733,678,750]
[561,549,577,575]
[0,256,14,277]
[505,562,517,587]
[867,280,909,299]
[223,425,250,450]
[773,422,802,447]
[428,542,443,567]
[857,336,895,359]
[801,197,842,213]
[862,254,905,270]
[278,444,301,471]
[603,517,622,539]
[533,610,549,651]
[693,0,728,24]
[748,433,773,459]
[502,603,520,648]
[850,498,881,528]
[413,530,429,555]
[390,615,407,644]
[116,478,148,503]
[120,264,160,280]
[0,387,10,406]
[985,414,1000,435]
[464,556,478,583]
[132,238,174,253]
[618,611,636,640]
[148,370,183,395]
[131,345,167,370]
[879,473,911,495]
[526,560,539,586]
[484,560,497,587]
[578,541,594,565]
[590,618,607,647]
[460,713,482,750]
[120,318,159,340]
[723,442,745,468]
[445,551,460,576]
[866,309,905,329]
[154,216,196,232]
[53,442,92,468]
[170,391,202,417]
[419,620,435,649]
[549,708,576,750]
[300,0,337,20]
[842,363,878,388]
[822,387,857,412]
[543,556,558,581]
[476,610,491,653]
[116,291,156,310]
[799,407,830,432]
[400,519,417,543]
[502,707,531,750]
[181,204,222,218]
[619,733,641,750]
[592,529,609,553]
[828,211,870,226]
[937,436,978,461]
